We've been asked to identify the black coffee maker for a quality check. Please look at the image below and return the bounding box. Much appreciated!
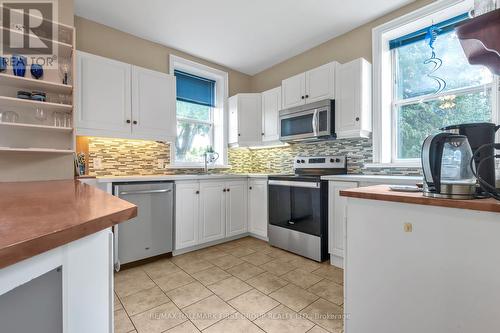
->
[441,122,499,192]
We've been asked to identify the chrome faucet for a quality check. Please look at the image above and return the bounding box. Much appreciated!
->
[203,151,219,174]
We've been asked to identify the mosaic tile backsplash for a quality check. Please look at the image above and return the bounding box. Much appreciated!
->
[86,137,422,177]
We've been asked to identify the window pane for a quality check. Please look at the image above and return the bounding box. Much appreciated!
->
[396,89,492,159]
[395,31,492,100]
[175,121,211,163]
[176,100,211,121]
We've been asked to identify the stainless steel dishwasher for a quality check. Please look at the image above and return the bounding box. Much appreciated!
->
[113,182,173,270]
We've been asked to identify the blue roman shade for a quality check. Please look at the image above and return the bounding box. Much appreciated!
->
[389,13,469,50]
[174,70,216,107]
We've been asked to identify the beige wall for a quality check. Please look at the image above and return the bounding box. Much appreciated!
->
[74,16,252,96]
[250,0,434,92]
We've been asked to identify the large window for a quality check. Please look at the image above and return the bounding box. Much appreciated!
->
[372,0,498,166]
[392,25,493,161]
[169,57,228,167]
[174,70,215,164]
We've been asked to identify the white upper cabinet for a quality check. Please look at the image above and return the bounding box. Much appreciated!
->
[76,51,176,141]
[76,51,132,136]
[281,61,337,109]
[228,93,262,146]
[305,62,337,103]
[261,87,281,142]
[131,66,177,141]
[335,58,372,139]
[281,72,305,109]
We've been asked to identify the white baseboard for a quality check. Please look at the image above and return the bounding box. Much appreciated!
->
[330,254,344,269]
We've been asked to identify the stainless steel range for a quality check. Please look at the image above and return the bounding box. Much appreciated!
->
[267,156,347,262]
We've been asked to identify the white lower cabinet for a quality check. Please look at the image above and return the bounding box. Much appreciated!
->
[328,181,358,268]
[199,181,226,243]
[225,180,248,237]
[174,182,200,250]
[174,179,248,251]
[248,179,268,239]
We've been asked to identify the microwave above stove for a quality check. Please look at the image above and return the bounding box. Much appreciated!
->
[279,99,335,143]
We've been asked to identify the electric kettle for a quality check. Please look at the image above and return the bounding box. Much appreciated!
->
[421,133,477,199]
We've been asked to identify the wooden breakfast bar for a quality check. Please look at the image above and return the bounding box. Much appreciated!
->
[0,180,137,333]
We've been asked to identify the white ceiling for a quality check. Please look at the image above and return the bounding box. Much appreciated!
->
[75,0,414,75]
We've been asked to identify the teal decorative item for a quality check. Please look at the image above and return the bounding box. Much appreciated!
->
[424,25,446,94]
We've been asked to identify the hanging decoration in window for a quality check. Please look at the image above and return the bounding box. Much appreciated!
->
[424,25,447,94]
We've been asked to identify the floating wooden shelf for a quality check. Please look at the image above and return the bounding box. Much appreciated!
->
[456,9,500,75]
[0,121,73,132]
[0,147,74,153]
[0,73,72,94]
[0,96,72,112]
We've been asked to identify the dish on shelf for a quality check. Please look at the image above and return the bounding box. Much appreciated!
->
[0,111,19,123]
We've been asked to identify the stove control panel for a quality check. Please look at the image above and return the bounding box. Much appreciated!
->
[294,156,346,169]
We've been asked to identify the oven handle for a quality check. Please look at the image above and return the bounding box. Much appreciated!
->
[268,180,320,188]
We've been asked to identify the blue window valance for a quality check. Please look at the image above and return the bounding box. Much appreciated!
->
[389,13,469,50]
[174,70,216,107]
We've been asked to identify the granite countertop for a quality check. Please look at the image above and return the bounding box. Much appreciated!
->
[0,180,137,269]
[96,173,271,183]
[340,185,500,213]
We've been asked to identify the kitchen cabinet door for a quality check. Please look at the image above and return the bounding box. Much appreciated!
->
[248,179,268,239]
[131,66,177,141]
[75,51,132,136]
[261,87,281,142]
[282,72,306,109]
[328,181,358,268]
[225,180,248,237]
[238,94,262,145]
[228,94,262,146]
[335,58,372,139]
[199,181,226,243]
[228,96,239,145]
[305,61,336,103]
[175,182,200,250]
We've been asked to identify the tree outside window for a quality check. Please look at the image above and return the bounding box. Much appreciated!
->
[393,30,493,160]
[175,101,213,163]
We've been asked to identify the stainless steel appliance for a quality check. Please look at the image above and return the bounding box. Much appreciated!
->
[268,156,347,261]
[441,122,499,192]
[421,133,476,199]
[279,99,335,142]
[113,182,174,270]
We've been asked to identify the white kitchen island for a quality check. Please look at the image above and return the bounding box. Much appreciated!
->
[341,185,500,333]
[0,180,136,333]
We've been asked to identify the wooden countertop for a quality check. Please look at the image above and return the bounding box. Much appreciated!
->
[340,185,500,213]
[0,180,137,269]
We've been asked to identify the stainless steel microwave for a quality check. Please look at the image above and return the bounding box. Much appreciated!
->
[279,99,335,142]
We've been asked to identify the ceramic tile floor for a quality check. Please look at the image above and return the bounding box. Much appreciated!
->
[114,236,344,333]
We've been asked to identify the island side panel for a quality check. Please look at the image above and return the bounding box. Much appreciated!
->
[344,198,500,333]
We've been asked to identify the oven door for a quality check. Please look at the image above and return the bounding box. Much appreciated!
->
[268,180,322,236]
[279,107,331,141]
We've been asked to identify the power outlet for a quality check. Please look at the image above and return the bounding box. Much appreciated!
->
[93,157,103,170]
[157,159,165,169]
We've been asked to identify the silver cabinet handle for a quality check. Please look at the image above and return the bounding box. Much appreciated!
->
[119,189,172,195]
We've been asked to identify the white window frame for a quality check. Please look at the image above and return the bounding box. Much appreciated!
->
[169,55,229,168]
[370,0,500,168]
